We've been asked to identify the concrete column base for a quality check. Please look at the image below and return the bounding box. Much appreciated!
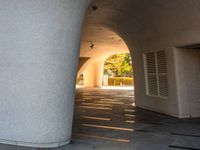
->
[0,139,71,148]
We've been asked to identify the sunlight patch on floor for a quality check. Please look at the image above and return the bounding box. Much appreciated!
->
[101,86,134,90]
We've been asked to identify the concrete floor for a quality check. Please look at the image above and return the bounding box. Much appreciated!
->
[1,87,200,150]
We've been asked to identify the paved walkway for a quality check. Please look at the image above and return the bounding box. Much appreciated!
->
[1,88,200,149]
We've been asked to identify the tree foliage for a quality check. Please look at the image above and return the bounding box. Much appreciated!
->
[104,53,133,77]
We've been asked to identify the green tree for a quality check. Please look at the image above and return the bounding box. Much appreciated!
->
[104,53,133,77]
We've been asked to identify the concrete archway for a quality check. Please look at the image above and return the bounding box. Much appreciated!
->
[78,26,130,87]
[82,0,200,118]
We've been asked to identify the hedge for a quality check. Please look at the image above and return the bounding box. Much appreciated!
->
[108,77,134,86]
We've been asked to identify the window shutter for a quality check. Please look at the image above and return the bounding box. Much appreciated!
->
[146,52,156,74]
[144,51,168,98]
[145,52,158,96]
[156,51,167,74]
[156,51,168,97]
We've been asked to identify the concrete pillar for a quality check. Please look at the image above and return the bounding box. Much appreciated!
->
[94,60,105,87]
[0,0,90,148]
[83,62,95,87]
[83,59,105,87]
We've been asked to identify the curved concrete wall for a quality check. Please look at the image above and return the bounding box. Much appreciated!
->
[0,0,90,148]
[83,0,200,118]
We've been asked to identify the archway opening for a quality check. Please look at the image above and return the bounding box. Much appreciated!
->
[73,24,136,145]
[72,1,137,147]
[76,73,84,87]
[102,53,134,89]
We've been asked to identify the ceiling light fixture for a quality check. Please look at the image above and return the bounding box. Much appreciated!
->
[89,41,94,49]
[92,5,98,11]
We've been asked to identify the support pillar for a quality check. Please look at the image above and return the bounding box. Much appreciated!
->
[83,59,105,87]
[0,0,90,148]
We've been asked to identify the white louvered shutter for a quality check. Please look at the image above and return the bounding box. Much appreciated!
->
[156,51,168,97]
[145,52,158,96]
[144,51,168,98]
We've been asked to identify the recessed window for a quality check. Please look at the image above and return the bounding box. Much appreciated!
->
[143,51,168,98]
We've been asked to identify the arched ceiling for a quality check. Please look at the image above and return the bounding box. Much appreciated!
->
[80,0,200,58]
[80,26,129,58]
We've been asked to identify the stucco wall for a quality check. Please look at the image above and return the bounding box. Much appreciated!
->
[120,25,200,118]
[174,48,200,118]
